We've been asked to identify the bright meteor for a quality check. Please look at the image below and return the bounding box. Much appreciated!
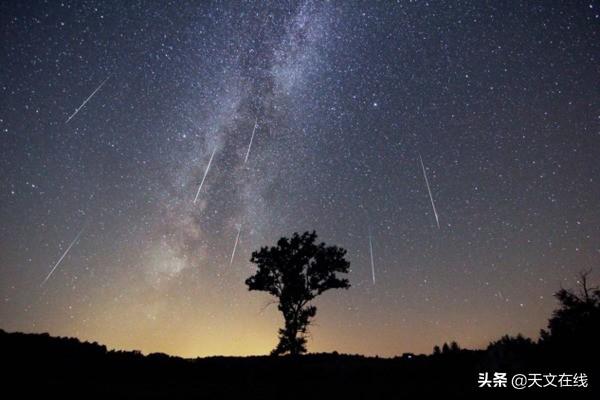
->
[65,76,110,124]
[193,147,217,204]
[244,117,258,164]
[41,225,86,286]
[229,224,242,266]
[419,153,440,229]
[368,226,376,285]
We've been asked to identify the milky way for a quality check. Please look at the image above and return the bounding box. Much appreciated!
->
[1,1,599,357]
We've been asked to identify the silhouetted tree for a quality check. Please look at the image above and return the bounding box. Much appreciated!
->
[450,341,460,353]
[486,334,537,370]
[245,231,350,356]
[539,270,600,358]
[487,334,534,352]
[438,341,461,355]
[441,342,450,354]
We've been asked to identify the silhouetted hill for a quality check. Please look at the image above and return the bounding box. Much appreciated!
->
[1,328,596,397]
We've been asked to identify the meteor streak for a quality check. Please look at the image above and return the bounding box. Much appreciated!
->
[41,226,86,286]
[65,76,110,124]
[229,224,242,266]
[419,153,440,229]
[368,227,376,285]
[244,117,258,163]
[193,147,217,204]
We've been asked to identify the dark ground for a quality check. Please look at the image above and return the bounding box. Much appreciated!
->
[1,329,596,398]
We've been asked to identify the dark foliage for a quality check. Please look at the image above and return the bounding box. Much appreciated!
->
[2,273,598,397]
[245,231,350,355]
[538,270,600,367]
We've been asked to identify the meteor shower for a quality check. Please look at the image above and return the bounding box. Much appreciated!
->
[1,1,598,397]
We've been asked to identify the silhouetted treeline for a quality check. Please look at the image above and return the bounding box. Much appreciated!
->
[2,273,598,397]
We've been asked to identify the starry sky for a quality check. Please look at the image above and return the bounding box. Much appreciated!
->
[1,1,599,357]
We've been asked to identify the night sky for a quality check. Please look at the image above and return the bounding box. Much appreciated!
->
[1,1,599,357]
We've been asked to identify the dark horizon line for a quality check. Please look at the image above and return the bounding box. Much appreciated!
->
[0,327,520,360]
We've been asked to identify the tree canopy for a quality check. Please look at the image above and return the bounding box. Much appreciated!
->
[246,231,350,355]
